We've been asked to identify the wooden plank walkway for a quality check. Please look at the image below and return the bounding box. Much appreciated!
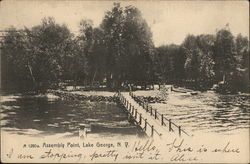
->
[117,91,190,140]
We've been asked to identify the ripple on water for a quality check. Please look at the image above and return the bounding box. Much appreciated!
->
[0,94,143,138]
[149,91,250,135]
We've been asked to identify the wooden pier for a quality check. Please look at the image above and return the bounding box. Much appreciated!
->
[116,91,190,139]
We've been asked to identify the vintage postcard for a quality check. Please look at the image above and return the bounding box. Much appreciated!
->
[0,0,249,163]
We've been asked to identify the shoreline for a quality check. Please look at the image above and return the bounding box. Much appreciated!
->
[48,90,118,102]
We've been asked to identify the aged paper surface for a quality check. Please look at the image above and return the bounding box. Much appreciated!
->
[0,0,249,163]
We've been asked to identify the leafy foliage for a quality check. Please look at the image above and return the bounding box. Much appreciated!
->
[1,3,249,93]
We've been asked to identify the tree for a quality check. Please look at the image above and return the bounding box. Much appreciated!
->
[235,34,249,70]
[100,3,155,89]
[182,35,200,82]
[155,44,183,84]
[173,46,186,84]
[230,34,249,91]
[179,34,216,89]
[1,17,75,91]
[100,3,125,89]
[29,17,74,89]
[196,34,215,87]
[123,5,155,87]
[88,27,107,86]
[1,27,33,90]
[213,28,236,83]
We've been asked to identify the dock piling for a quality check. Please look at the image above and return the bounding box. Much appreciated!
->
[132,106,134,115]
[145,119,147,131]
[169,119,172,132]
[139,113,142,125]
[151,125,154,137]
[179,126,181,136]
[161,114,164,125]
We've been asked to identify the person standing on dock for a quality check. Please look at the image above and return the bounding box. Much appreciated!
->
[78,124,87,139]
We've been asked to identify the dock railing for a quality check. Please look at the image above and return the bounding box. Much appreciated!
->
[117,91,162,138]
[129,91,189,137]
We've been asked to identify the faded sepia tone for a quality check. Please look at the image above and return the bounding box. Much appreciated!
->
[0,0,249,163]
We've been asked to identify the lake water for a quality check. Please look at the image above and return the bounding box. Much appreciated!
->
[1,91,249,138]
[0,93,144,139]
[150,91,250,135]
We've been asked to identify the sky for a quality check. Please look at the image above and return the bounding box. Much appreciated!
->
[0,0,249,46]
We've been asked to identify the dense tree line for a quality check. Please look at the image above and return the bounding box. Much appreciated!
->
[1,3,249,93]
[155,29,249,92]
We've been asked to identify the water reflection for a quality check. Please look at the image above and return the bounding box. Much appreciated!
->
[1,94,144,138]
